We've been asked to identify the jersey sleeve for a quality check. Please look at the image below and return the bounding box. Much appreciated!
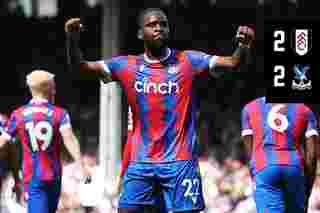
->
[59,111,72,132]
[97,56,129,81]
[2,111,18,141]
[305,109,318,138]
[241,105,253,137]
[184,50,218,76]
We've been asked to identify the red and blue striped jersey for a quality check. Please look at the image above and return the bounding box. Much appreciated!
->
[99,48,218,163]
[120,107,134,177]
[241,96,318,175]
[2,99,72,183]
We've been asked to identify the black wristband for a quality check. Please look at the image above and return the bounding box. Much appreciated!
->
[66,32,81,42]
[233,46,252,66]
[66,32,84,71]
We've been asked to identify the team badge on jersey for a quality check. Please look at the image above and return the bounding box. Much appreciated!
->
[292,64,312,90]
[168,65,179,74]
[293,29,312,56]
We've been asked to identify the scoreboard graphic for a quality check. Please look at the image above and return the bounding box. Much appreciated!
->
[265,18,319,103]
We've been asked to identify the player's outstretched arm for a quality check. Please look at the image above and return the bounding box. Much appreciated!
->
[65,18,111,82]
[214,26,255,68]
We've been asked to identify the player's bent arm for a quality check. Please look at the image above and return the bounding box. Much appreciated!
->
[66,36,111,81]
[241,135,253,164]
[212,25,255,69]
[304,135,318,201]
[80,61,112,82]
[241,105,253,164]
[214,55,240,68]
[213,46,251,69]
[65,21,111,82]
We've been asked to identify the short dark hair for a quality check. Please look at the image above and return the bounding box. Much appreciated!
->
[137,8,167,28]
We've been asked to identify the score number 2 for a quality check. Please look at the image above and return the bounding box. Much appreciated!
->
[273,65,285,87]
[273,30,285,52]
[273,30,286,87]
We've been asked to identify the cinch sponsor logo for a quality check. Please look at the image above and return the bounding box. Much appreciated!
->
[134,79,179,94]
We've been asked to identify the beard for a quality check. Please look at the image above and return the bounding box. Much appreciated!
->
[146,37,169,50]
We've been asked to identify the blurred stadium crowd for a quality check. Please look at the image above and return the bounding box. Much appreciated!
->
[1,0,320,213]
[2,152,320,213]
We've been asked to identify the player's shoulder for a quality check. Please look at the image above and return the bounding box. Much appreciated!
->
[101,54,141,71]
[293,103,313,114]
[181,49,214,57]
[110,54,140,64]
[52,105,68,115]
[180,49,215,65]
[11,105,27,117]
[161,49,197,64]
[180,49,199,58]
[243,96,265,111]
[182,49,204,54]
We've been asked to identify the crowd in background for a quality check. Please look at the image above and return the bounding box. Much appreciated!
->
[1,152,320,213]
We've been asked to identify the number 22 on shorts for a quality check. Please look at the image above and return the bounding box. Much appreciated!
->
[181,178,200,204]
[25,121,53,152]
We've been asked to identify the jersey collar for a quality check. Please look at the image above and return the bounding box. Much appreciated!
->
[30,98,49,104]
[143,48,171,64]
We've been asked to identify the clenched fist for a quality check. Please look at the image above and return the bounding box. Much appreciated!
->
[65,18,83,33]
[235,26,255,48]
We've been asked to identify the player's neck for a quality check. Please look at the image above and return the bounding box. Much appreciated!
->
[31,95,49,102]
[144,47,170,63]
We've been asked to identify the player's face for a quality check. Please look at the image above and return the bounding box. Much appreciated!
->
[142,12,170,49]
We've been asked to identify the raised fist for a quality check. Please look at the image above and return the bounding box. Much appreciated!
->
[65,18,83,33]
[235,26,255,48]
